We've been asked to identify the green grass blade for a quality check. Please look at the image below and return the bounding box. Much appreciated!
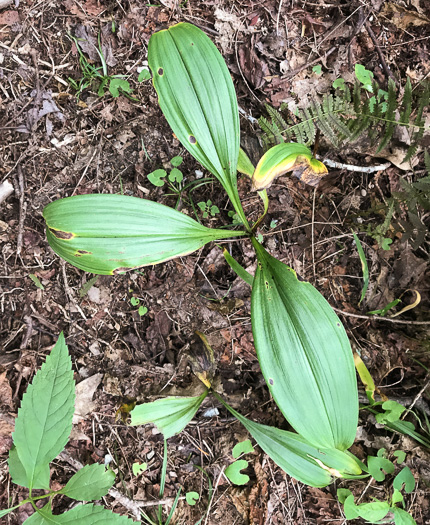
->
[148,23,249,229]
[222,248,253,286]
[251,239,358,450]
[12,333,75,490]
[352,232,369,306]
[43,194,246,275]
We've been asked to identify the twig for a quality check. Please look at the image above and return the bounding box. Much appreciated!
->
[365,21,397,85]
[16,166,26,257]
[284,46,336,80]
[401,375,430,419]
[61,260,87,321]
[204,466,226,525]
[318,156,391,173]
[333,307,430,325]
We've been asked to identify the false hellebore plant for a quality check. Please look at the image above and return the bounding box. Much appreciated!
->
[43,23,362,486]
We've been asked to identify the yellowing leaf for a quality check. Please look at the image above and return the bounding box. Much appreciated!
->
[252,143,327,191]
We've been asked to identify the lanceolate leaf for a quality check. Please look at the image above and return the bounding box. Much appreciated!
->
[24,504,138,524]
[148,23,248,228]
[251,240,358,450]
[215,394,362,488]
[130,391,209,439]
[61,463,115,501]
[43,194,246,275]
[12,333,75,490]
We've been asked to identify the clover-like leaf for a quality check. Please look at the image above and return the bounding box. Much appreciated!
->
[368,456,395,482]
[185,491,199,506]
[225,460,249,486]
[393,466,415,493]
[232,439,254,459]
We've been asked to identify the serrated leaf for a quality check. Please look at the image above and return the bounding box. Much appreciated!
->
[8,445,50,489]
[368,456,395,482]
[12,333,75,490]
[43,195,246,275]
[251,240,358,450]
[24,504,139,524]
[232,439,254,459]
[393,507,417,525]
[356,501,390,521]
[393,466,415,493]
[216,394,362,488]
[148,23,248,227]
[130,391,208,439]
[225,460,249,485]
[61,464,115,501]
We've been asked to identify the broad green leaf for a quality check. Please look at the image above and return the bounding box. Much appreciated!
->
[251,143,327,191]
[61,463,115,501]
[43,194,245,275]
[130,391,208,439]
[393,466,416,493]
[368,456,395,481]
[251,240,358,450]
[24,504,138,524]
[13,333,75,490]
[148,23,248,228]
[215,394,362,488]
[356,501,390,522]
[8,445,50,489]
[237,148,255,177]
[393,507,417,525]
[392,489,404,505]
[225,460,249,485]
[343,494,360,519]
[232,439,254,458]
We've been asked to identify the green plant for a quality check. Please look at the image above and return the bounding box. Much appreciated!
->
[259,67,429,159]
[197,200,220,218]
[337,448,417,524]
[3,334,136,523]
[68,34,132,99]
[44,22,359,487]
[224,440,254,486]
[130,294,148,316]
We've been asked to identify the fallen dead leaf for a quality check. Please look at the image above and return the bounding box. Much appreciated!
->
[382,2,430,29]
[73,373,103,424]
[0,371,13,407]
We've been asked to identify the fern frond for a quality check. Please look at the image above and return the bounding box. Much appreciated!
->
[377,78,398,152]
[424,149,430,174]
[404,83,430,162]
[399,77,413,125]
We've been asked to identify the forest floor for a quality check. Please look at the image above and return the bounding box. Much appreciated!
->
[1,0,430,524]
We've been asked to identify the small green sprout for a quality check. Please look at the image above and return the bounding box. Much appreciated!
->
[197,200,220,219]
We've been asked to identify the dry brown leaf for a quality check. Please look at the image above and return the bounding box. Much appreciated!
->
[0,10,20,26]
[73,373,103,424]
[382,2,430,29]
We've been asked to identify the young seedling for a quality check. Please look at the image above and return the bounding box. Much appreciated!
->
[68,34,132,99]
[3,334,136,523]
[197,200,220,219]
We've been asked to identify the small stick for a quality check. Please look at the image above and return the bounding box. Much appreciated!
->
[284,46,336,80]
[16,166,26,256]
[318,157,391,173]
[333,307,430,325]
[365,21,397,85]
